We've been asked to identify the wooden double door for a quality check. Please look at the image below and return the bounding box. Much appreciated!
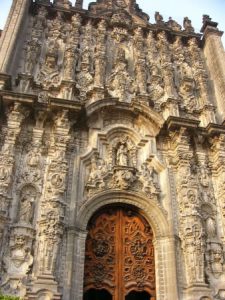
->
[83,206,156,300]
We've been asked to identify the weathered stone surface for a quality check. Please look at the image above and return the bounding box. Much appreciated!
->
[0,0,225,299]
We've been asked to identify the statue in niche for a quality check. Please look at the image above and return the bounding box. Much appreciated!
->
[116,143,128,166]
[178,56,193,80]
[107,48,135,102]
[64,47,77,80]
[24,39,41,74]
[148,75,164,102]
[18,187,36,224]
[76,47,93,99]
[199,163,210,187]
[206,217,217,239]
[179,79,197,111]
[26,148,41,167]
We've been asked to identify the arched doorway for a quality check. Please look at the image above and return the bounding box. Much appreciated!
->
[83,206,156,300]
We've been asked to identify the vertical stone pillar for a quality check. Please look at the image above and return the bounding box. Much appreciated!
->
[0,103,29,221]
[0,102,29,295]
[209,134,225,239]
[154,236,179,300]
[0,0,31,73]
[29,110,71,298]
[201,15,225,122]
[71,229,87,300]
[169,128,210,299]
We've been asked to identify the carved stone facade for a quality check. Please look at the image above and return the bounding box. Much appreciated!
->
[0,0,225,299]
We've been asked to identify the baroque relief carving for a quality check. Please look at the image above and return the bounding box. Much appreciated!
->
[85,135,160,201]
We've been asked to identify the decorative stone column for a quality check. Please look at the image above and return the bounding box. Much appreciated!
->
[208,133,225,299]
[0,103,28,224]
[71,229,87,300]
[154,236,179,300]
[91,19,107,101]
[209,134,225,238]
[0,0,31,73]
[28,110,71,299]
[0,102,30,295]
[168,127,211,299]
[201,15,225,122]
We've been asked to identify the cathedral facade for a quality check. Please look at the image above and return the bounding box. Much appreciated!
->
[0,0,225,299]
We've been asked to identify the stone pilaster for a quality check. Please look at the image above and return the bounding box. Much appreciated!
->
[0,103,29,221]
[0,102,30,296]
[209,134,225,240]
[71,229,87,300]
[154,236,179,300]
[30,110,71,298]
[0,0,31,73]
[169,128,210,298]
[202,16,225,122]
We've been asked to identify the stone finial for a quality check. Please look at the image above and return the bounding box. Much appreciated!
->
[166,17,182,31]
[155,12,164,25]
[53,0,72,9]
[75,0,83,9]
[183,17,194,33]
[201,14,218,33]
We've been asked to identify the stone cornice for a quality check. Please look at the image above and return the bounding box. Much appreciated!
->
[0,90,82,112]
[160,116,225,139]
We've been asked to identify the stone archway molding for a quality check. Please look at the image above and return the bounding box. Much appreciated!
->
[72,190,179,300]
[76,190,169,238]
[85,98,165,136]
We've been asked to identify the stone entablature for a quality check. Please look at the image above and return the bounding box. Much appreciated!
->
[0,1,225,300]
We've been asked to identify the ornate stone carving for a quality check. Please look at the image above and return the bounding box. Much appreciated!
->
[107,48,135,101]
[1,228,34,297]
[85,136,160,201]
[166,17,182,31]
[34,110,70,278]
[94,20,107,88]
[18,186,36,225]
[183,17,194,32]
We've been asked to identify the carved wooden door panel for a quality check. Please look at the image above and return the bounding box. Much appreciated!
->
[84,207,156,300]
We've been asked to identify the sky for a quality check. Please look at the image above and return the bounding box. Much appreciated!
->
[0,0,225,46]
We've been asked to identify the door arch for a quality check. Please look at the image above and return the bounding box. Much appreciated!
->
[83,205,156,300]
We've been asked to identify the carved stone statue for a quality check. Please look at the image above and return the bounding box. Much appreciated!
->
[107,48,135,101]
[116,144,128,166]
[206,217,217,239]
[1,234,33,296]
[18,187,36,224]
[183,17,194,32]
